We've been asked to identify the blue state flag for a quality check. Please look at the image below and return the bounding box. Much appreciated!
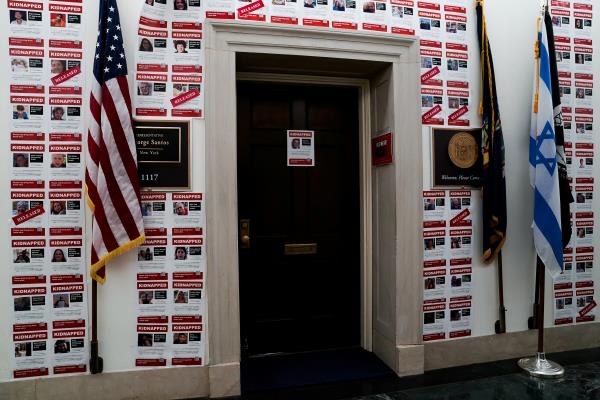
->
[529,15,564,278]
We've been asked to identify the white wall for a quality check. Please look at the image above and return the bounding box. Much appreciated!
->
[0,0,598,381]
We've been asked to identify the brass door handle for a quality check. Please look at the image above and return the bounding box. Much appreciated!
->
[240,219,250,249]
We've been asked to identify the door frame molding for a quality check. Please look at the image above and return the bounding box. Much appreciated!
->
[205,21,423,392]
[236,72,374,352]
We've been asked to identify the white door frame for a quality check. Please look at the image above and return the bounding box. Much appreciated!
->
[204,21,423,387]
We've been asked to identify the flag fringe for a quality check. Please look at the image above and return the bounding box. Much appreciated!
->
[483,234,507,264]
[90,234,146,284]
[84,184,96,213]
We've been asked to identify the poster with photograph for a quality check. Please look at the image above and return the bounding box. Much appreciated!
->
[172,272,204,315]
[390,0,416,35]
[137,237,169,272]
[301,0,330,27]
[449,258,471,300]
[137,273,170,316]
[135,72,169,117]
[11,238,46,276]
[270,0,300,25]
[423,190,447,220]
[574,143,594,177]
[574,114,594,142]
[554,254,574,287]
[574,38,593,72]
[448,228,472,259]
[136,316,169,367]
[48,191,82,229]
[550,1,573,37]
[423,302,446,341]
[423,265,447,303]
[170,73,202,117]
[237,0,268,21]
[421,86,445,125]
[9,39,45,85]
[448,299,471,339]
[141,192,168,227]
[559,73,574,108]
[554,289,575,325]
[50,278,85,321]
[51,327,87,375]
[420,39,444,87]
[330,0,359,29]
[48,2,83,39]
[48,144,83,180]
[573,3,593,39]
[445,45,469,82]
[11,94,45,131]
[574,179,594,212]
[205,0,235,19]
[8,1,45,38]
[48,239,83,274]
[287,130,315,167]
[448,191,472,226]
[446,88,471,126]
[423,227,446,260]
[417,1,442,40]
[172,237,204,271]
[443,4,467,43]
[11,323,49,379]
[555,35,573,70]
[574,78,593,109]
[171,192,204,227]
[11,143,45,185]
[170,315,203,366]
[360,0,388,32]
[11,191,46,228]
[575,253,594,282]
[575,285,596,323]
[12,284,48,324]
[142,0,170,20]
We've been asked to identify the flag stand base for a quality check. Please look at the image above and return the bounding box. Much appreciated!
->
[518,352,564,378]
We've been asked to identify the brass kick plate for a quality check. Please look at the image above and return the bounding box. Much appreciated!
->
[285,243,317,255]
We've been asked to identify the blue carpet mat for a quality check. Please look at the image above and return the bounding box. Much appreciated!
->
[241,348,395,392]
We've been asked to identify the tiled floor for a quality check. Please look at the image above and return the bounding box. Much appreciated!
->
[225,348,600,400]
[349,361,600,399]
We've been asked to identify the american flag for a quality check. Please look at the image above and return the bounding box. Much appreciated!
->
[86,0,145,283]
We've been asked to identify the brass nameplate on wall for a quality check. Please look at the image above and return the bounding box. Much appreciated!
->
[284,243,317,255]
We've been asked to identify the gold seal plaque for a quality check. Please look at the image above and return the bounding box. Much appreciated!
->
[448,132,478,169]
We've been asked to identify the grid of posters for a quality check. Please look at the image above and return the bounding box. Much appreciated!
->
[134,0,204,118]
[8,0,88,379]
[551,1,597,326]
[133,0,434,118]
[419,1,473,127]
[422,190,474,341]
[135,192,206,367]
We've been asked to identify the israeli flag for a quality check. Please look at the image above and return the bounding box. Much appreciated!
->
[529,15,564,278]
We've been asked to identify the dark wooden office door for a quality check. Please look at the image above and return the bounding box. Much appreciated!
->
[237,82,361,357]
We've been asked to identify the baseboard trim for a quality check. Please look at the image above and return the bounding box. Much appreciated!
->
[0,366,209,400]
[425,324,600,371]
[209,362,240,398]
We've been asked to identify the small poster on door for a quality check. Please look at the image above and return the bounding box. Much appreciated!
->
[287,130,315,167]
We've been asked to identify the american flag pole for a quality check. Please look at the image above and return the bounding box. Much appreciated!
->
[87,0,145,374]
